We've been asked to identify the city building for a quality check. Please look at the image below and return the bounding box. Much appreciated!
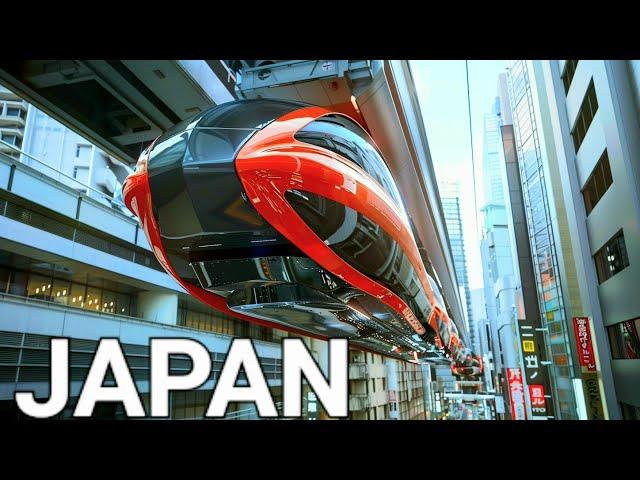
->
[438,178,474,345]
[0,92,291,420]
[348,349,389,420]
[0,85,28,158]
[505,60,580,419]
[530,60,640,419]
[470,286,500,418]
[478,94,520,400]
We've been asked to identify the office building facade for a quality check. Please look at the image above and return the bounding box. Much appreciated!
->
[479,94,520,400]
[0,94,293,420]
[439,179,474,347]
[531,60,640,419]
[506,60,579,419]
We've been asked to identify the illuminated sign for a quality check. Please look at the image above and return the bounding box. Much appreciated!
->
[572,317,596,371]
[507,368,527,420]
[572,317,605,419]
[528,384,546,414]
[516,319,553,418]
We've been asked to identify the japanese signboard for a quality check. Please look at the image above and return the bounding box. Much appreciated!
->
[516,319,554,418]
[507,368,527,420]
[582,372,605,420]
[572,317,596,371]
[528,384,546,414]
[571,317,605,419]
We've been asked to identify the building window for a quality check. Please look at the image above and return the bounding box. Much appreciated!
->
[608,318,640,360]
[1,134,17,145]
[5,107,22,117]
[582,150,613,215]
[26,274,53,302]
[0,262,136,316]
[594,230,630,283]
[171,390,211,419]
[571,80,598,153]
[561,60,579,94]
[75,144,91,160]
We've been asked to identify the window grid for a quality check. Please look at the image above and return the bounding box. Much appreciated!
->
[594,230,630,283]
[561,60,579,94]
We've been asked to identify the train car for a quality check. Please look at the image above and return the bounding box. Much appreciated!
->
[122,98,476,367]
[451,354,484,377]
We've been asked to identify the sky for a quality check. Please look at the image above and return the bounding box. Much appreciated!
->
[410,60,508,290]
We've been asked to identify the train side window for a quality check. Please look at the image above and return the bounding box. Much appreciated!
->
[295,115,404,207]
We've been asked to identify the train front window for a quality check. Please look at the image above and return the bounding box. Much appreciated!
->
[186,99,310,165]
[187,127,256,165]
[294,114,405,209]
[198,99,309,130]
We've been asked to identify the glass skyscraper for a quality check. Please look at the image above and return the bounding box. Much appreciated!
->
[506,60,578,419]
[439,179,474,345]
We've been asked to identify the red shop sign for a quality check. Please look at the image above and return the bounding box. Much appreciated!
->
[572,317,596,372]
[507,368,527,420]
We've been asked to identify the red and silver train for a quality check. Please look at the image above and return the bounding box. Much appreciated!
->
[123,99,481,372]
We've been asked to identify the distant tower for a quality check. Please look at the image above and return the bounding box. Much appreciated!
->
[438,178,474,347]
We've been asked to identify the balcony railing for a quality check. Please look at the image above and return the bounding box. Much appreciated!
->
[349,393,370,411]
[0,139,134,219]
[349,362,369,380]
[0,291,283,357]
[348,362,388,381]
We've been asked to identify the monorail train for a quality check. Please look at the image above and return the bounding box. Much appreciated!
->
[122,99,480,370]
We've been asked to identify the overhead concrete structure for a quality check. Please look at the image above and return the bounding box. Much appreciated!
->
[0,60,236,165]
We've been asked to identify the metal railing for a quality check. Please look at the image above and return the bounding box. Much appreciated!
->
[348,362,370,380]
[0,139,134,219]
[348,393,370,411]
[0,291,285,350]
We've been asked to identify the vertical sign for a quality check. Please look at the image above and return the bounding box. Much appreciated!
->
[528,384,546,412]
[517,320,554,418]
[572,317,596,371]
[507,368,527,420]
[572,317,605,419]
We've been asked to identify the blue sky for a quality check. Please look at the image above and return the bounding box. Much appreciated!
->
[410,60,508,290]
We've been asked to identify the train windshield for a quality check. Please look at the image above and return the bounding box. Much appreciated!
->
[197,98,309,130]
[149,99,309,169]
